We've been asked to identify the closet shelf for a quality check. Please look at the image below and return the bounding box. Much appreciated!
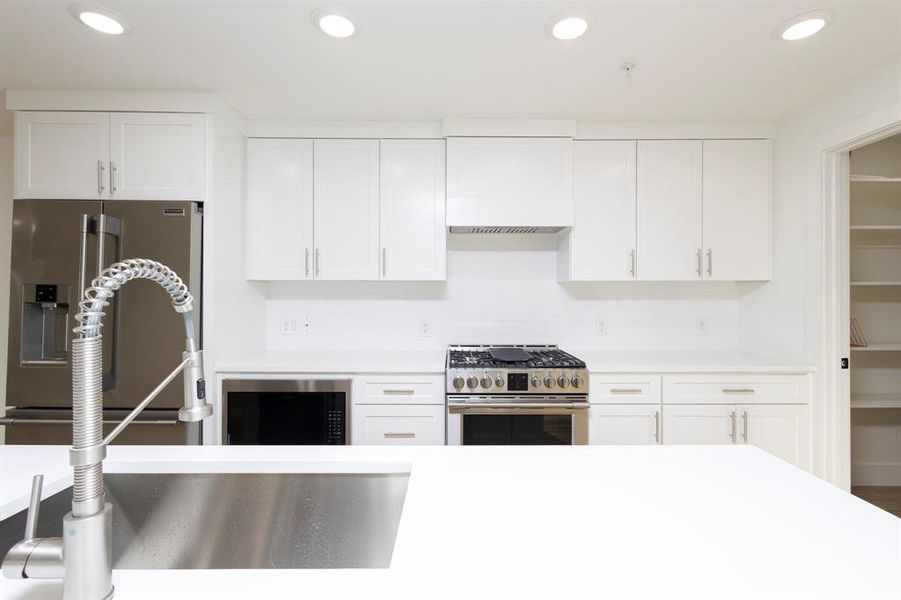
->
[850,281,901,286]
[851,343,901,352]
[851,393,901,409]
[851,175,901,182]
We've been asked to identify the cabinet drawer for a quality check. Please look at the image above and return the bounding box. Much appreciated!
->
[589,375,662,404]
[352,404,445,445]
[356,375,444,405]
[662,374,810,405]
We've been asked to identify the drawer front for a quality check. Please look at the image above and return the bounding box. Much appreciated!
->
[352,404,445,445]
[589,375,662,404]
[356,375,445,405]
[662,374,810,405]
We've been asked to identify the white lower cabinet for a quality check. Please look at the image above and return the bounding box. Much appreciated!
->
[589,405,661,445]
[662,404,736,445]
[352,404,445,445]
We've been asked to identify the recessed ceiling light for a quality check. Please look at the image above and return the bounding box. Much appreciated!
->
[551,16,588,40]
[316,12,355,38]
[68,4,130,35]
[776,10,832,41]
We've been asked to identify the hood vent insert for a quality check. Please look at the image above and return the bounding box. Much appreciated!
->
[449,226,566,234]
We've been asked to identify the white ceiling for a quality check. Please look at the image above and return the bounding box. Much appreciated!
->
[1,0,900,123]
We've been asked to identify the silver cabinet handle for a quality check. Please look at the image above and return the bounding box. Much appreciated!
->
[696,249,703,277]
[304,248,310,278]
[723,388,755,394]
[315,248,320,278]
[729,411,737,442]
[383,432,416,439]
[97,161,106,195]
[706,249,713,277]
[382,389,415,396]
[654,410,661,444]
[629,249,636,278]
[110,161,118,195]
[382,248,386,277]
[610,388,643,394]
[742,410,749,442]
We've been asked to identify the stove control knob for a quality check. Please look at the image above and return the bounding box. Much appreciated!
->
[495,376,505,388]
[557,376,568,389]
[466,376,478,389]
[570,376,582,389]
[480,376,492,389]
[452,376,465,390]
[544,376,556,389]
[530,376,541,388]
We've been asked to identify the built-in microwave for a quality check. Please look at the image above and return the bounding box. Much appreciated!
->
[222,379,350,445]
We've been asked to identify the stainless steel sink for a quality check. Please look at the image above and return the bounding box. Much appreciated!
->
[0,472,410,569]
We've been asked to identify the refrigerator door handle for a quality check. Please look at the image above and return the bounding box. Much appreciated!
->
[96,214,123,391]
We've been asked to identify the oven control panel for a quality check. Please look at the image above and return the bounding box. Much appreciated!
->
[446,369,589,395]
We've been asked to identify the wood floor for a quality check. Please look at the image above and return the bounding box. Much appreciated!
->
[852,486,901,518]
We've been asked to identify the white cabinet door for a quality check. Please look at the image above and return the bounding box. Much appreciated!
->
[108,113,205,201]
[313,139,380,280]
[14,111,110,199]
[245,139,314,280]
[352,404,445,445]
[662,404,735,445]
[380,139,446,280]
[702,140,771,281]
[739,404,810,469]
[589,404,660,445]
[446,137,573,228]
[560,141,636,281]
[637,140,702,280]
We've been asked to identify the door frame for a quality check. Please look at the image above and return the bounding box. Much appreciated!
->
[820,107,901,489]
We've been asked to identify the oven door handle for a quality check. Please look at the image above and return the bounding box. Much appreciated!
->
[447,402,590,411]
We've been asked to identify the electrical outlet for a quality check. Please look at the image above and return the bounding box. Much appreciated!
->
[419,319,432,337]
[303,318,312,335]
[279,317,298,336]
[696,317,708,336]
[595,317,607,336]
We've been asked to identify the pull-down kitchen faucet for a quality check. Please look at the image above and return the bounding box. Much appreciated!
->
[1,258,213,599]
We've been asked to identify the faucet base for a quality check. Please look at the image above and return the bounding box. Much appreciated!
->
[63,504,114,600]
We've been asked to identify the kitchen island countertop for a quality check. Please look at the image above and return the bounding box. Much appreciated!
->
[1,444,897,599]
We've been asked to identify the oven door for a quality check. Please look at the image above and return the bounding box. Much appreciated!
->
[446,397,589,446]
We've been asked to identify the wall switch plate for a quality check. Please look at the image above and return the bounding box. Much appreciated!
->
[419,319,432,337]
[696,317,708,336]
[279,317,298,336]
[595,317,607,336]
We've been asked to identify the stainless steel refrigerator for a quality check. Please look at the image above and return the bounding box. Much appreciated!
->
[3,200,202,444]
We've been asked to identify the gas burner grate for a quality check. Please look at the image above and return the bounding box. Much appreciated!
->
[447,346,586,369]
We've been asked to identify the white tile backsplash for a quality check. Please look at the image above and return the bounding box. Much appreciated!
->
[266,235,740,352]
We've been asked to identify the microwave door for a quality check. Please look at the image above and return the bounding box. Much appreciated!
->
[7,200,102,409]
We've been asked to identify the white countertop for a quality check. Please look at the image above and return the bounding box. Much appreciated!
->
[1,445,897,599]
[215,349,812,375]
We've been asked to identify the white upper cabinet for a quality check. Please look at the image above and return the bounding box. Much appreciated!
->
[313,139,380,280]
[637,140,703,281]
[446,137,573,229]
[14,111,110,199]
[559,140,637,281]
[108,113,205,201]
[245,139,314,280]
[379,139,446,281]
[702,140,771,281]
[14,111,205,201]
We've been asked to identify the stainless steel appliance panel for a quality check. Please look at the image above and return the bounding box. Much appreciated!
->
[7,200,102,408]
[95,201,202,409]
[0,409,199,444]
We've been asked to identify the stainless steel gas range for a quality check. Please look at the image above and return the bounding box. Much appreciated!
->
[445,345,590,445]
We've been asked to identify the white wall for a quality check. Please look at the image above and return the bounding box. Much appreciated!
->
[266,235,741,353]
[738,53,901,483]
